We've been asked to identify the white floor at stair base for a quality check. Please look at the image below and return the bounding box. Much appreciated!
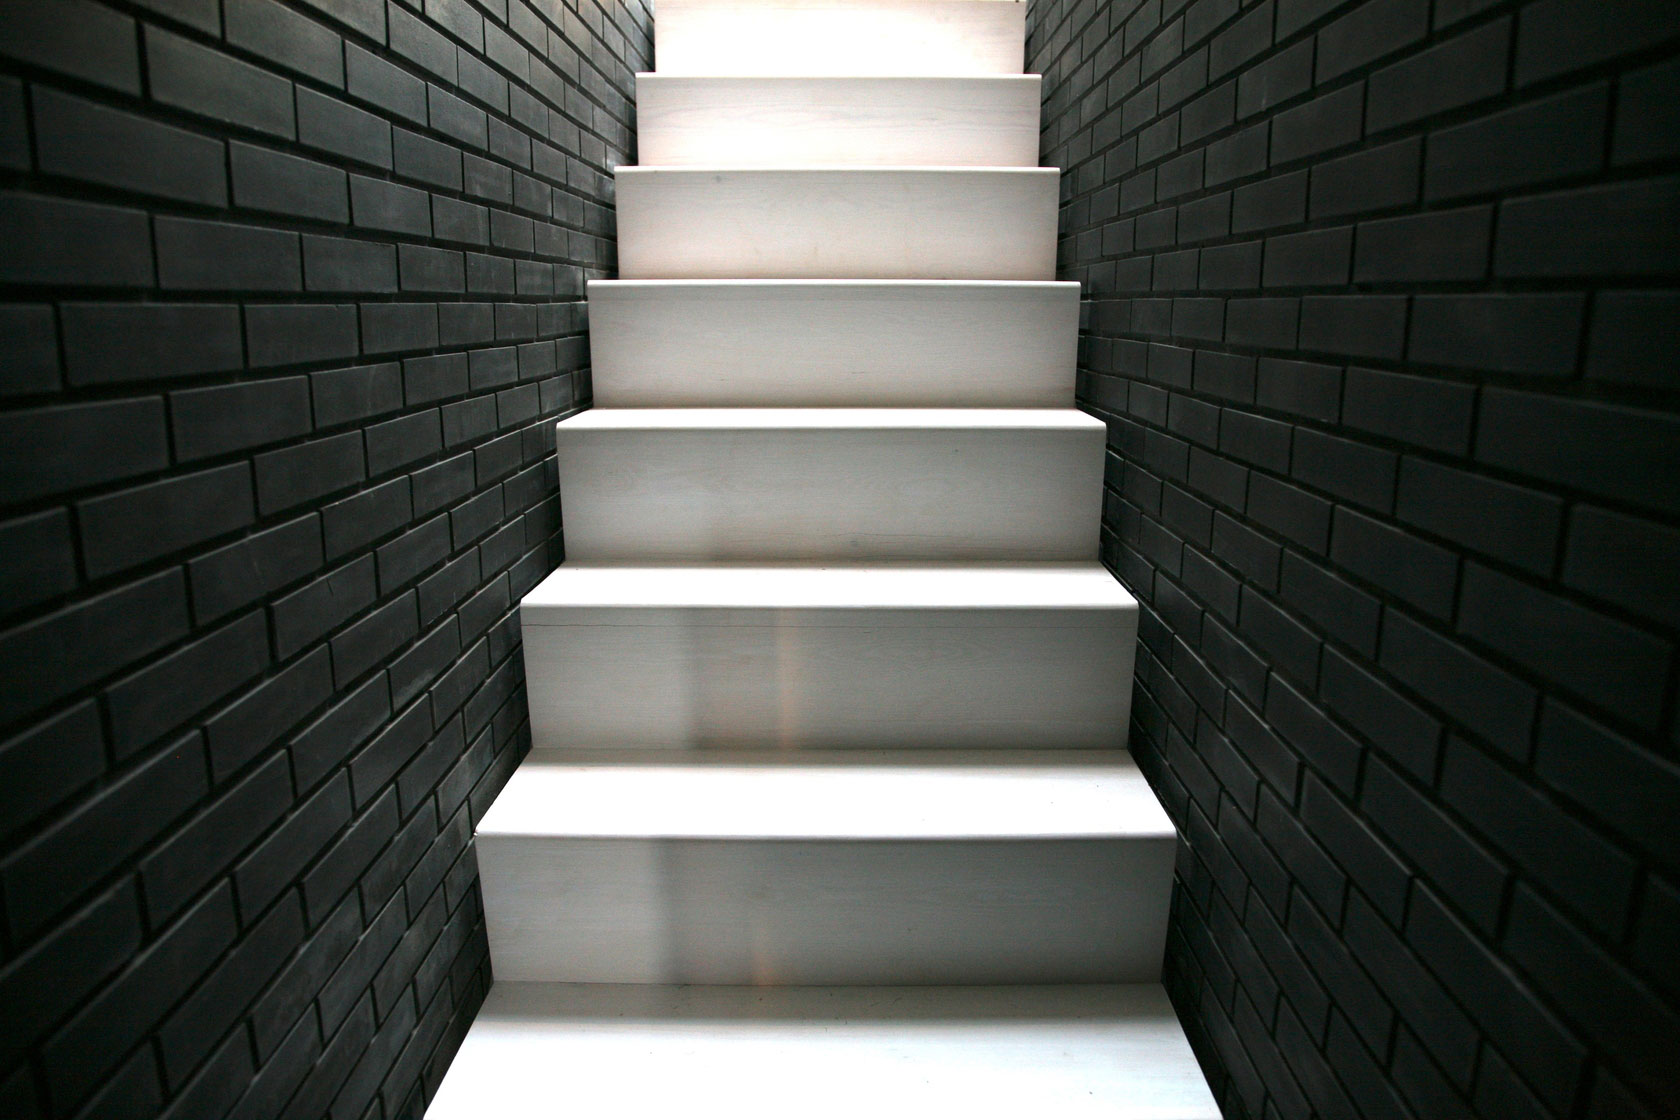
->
[652,0,1027,76]
[636,76,1041,166]
[555,409,1104,561]
[616,168,1059,280]
[425,983,1221,1120]
[519,563,1137,751]
[586,280,1078,407]
[478,751,1173,984]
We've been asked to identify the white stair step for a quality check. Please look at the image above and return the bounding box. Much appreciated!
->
[519,562,1137,751]
[636,76,1041,166]
[428,983,1219,1119]
[555,408,1104,561]
[616,167,1059,280]
[586,280,1077,407]
[653,0,1027,77]
[477,751,1175,984]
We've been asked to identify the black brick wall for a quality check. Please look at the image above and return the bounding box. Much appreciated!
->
[0,1,642,1116]
[1026,0,1680,1116]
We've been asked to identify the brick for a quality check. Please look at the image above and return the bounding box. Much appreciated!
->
[256,432,366,514]
[42,885,236,1112]
[0,882,140,1073]
[1218,408,1291,472]
[1204,121,1268,184]
[1563,506,1680,628]
[231,142,349,223]
[0,0,141,93]
[368,411,444,476]
[1503,885,1679,1107]
[1292,428,1394,511]
[413,453,477,518]
[1614,55,1680,166]
[1268,678,1361,797]
[406,353,471,404]
[1424,83,1608,201]
[429,84,489,150]
[1232,171,1306,233]
[271,555,376,659]
[296,0,385,41]
[60,302,242,385]
[1248,474,1331,552]
[147,27,294,139]
[1477,389,1680,515]
[324,477,414,558]
[1314,0,1428,82]
[2,732,206,940]
[1537,701,1680,877]
[1209,0,1275,78]
[78,463,254,578]
[1409,293,1584,375]
[400,131,466,192]
[347,43,427,125]
[362,302,441,353]
[1332,507,1455,619]
[172,377,313,460]
[1366,17,1510,132]
[1256,358,1337,422]
[1380,610,1537,757]
[156,217,302,291]
[1514,0,1680,86]
[247,304,360,368]
[235,773,354,923]
[226,0,345,87]
[298,88,393,171]
[108,613,270,758]
[32,87,225,206]
[0,700,104,843]
[0,304,58,395]
[1342,366,1475,455]
[0,401,166,509]
[0,191,152,287]
[1459,562,1671,730]
[0,78,22,171]
[1496,176,1680,279]
[1308,138,1420,219]
[350,698,432,807]
[1262,226,1351,287]
[1586,291,1680,389]
[190,515,323,622]
[303,234,399,293]
[1238,585,1320,685]
[1352,205,1491,283]
[1298,295,1406,360]
[378,515,453,595]
[1271,83,1362,165]
[291,672,391,793]
[1396,457,1562,575]
[205,650,332,786]
[314,362,405,427]
[401,244,467,292]
[1281,551,1382,657]
[305,792,398,925]
[1237,38,1312,118]
[351,175,433,237]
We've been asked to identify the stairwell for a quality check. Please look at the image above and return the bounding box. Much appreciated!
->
[427,0,1219,1114]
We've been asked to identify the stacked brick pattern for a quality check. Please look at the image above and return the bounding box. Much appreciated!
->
[1025,0,1680,1116]
[0,0,642,1116]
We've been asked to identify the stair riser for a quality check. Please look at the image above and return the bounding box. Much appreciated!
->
[522,608,1136,750]
[637,76,1041,166]
[588,282,1078,407]
[479,836,1173,984]
[617,169,1059,280]
[653,0,1027,76]
[557,422,1104,561]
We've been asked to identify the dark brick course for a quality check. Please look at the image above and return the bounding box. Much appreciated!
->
[0,0,639,1116]
[1030,0,1680,1115]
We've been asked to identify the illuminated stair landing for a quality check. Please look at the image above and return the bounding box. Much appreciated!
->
[428,1,1218,1115]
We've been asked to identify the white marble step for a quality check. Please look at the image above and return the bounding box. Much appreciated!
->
[586,280,1077,407]
[615,167,1059,280]
[519,562,1137,751]
[476,751,1175,984]
[652,0,1027,77]
[427,983,1219,1119]
[636,76,1041,166]
[555,408,1104,562]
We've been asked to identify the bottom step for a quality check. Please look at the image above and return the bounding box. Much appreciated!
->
[427,983,1219,1119]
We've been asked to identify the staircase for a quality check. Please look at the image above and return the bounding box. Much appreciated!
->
[427,1,1219,1114]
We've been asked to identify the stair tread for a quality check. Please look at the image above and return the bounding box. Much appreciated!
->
[477,749,1174,840]
[558,406,1104,430]
[427,982,1221,1119]
[522,561,1137,614]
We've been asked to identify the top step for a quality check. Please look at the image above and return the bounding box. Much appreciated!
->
[654,0,1027,76]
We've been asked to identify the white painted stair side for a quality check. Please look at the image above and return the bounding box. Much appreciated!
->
[555,408,1104,561]
[477,750,1174,984]
[616,167,1060,279]
[587,280,1078,407]
[653,0,1027,77]
[426,983,1221,1120]
[636,76,1042,166]
[519,562,1137,751]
